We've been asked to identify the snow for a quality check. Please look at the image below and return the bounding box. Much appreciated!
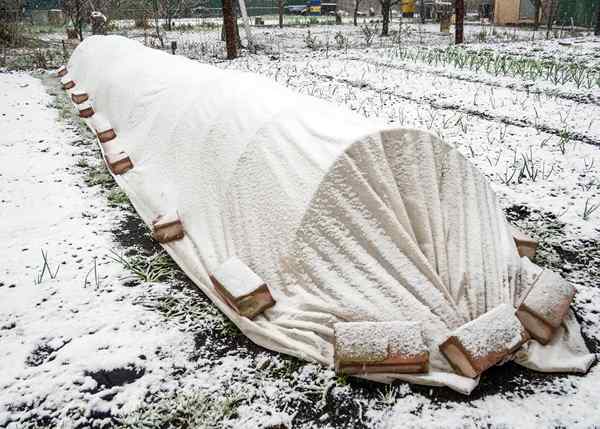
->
[90,113,112,134]
[451,304,525,358]
[522,270,575,327]
[335,321,426,362]
[2,21,600,428]
[0,72,192,427]
[212,256,265,298]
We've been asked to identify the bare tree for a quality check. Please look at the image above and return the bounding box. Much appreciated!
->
[150,0,165,47]
[546,0,557,39]
[160,0,188,31]
[533,0,542,29]
[0,0,25,47]
[455,0,464,44]
[379,0,398,36]
[94,0,124,24]
[278,0,283,28]
[63,0,89,40]
[353,0,363,26]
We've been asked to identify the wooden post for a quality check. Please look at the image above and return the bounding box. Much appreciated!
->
[546,0,556,39]
[171,41,177,54]
[455,0,464,44]
[419,0,425,23]
[595,2,600,36]
[222,0,238,59]
[533,0,542,29]
[278,0,284,28]
[238,0,255,50]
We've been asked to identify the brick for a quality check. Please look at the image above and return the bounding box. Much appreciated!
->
[105,151,133,175]
[71,92,89,104]
[210,257,275,319]
[440,304,529,378]
[151,213,184,243]
[334,321,429,375]
[516,270,574,345]
[511,226,538,259]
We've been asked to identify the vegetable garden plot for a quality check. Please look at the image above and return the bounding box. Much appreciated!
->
[60,35,594,395]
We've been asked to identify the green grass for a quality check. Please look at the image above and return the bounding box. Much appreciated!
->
[268,356,305,379]
[119,390,245,428]
[85,163,115,188]
[107,188,130,206]
[75,158,89,168]
[5,47,64,71]
[109,249,176,283]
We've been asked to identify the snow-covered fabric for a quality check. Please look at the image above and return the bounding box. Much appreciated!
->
[65,36,595,394]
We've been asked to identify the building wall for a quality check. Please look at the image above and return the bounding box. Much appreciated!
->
[494,0,521,24]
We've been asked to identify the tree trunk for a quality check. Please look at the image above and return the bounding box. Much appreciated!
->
[152,0,164,48]
[420,0,425,23]
[381,0,390,36]
[222,0,238,59]
[354,0,360,26]
[75,0,83,41]
[533,0,542,29]
[278,0,283,28]
[595,2,600,36]
[546,0,556,39]
[454,0,464,44]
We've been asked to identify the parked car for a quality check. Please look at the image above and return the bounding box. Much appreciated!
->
[285,4,308,14]
[285,2,337,16]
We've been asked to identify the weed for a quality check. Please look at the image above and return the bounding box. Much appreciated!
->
[557,129,570,155]
[582,198,600,221]
[83,257,101,289]
[75,158,89,168]
[85,163,115,188]
[33,249,61,285]
[334,31,347,49]
[120,390,245,428]
[304,30,321,50]
[361,22,378,47]
[107,188,130,206]
[109,249,175,283]
[269,356,305,379]
[377,386,398,406]
[335,373,349,385]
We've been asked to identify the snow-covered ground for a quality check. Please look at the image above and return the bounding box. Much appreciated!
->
[1,24,599,428]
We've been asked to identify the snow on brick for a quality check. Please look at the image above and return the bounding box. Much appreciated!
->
[90,114,116,143]
[151,212,184,243]
[70,89,89,104]
[517,270,575,345]
[440,304,529,378]
[77,100,94,118]
[57,65,67,77]
[105,151,133,175]
[61,74,75,90]
[334,321,429,375]
[210,257,275,319]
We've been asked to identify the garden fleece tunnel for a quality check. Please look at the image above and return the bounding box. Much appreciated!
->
[63,35,594,395]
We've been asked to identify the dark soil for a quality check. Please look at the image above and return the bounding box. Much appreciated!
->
[84,364,146,390]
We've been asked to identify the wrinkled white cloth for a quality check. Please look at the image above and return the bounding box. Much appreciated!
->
[65,36,595,394]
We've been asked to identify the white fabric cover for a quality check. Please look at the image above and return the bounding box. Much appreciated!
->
[65,36,595,394]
